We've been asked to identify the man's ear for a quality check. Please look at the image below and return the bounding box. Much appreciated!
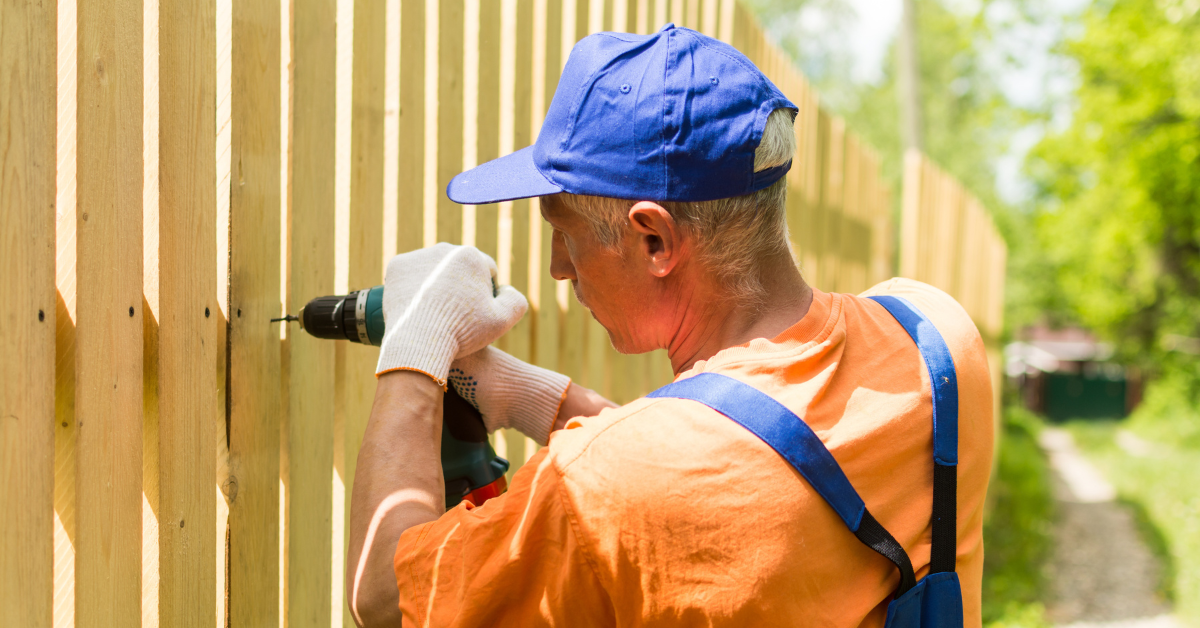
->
[628,201,682,278]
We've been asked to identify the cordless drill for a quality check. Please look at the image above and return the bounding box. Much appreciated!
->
[281,285,509,509]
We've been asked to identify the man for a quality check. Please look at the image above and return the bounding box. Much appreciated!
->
[347,24,993,627]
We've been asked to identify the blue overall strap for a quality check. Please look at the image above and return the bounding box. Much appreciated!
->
[868,295,958,574]
[648,373,918,595]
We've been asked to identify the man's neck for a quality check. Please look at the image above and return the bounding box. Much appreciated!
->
[665,260,813,375]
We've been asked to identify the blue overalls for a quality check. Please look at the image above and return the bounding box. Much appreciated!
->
[648,295,964,627]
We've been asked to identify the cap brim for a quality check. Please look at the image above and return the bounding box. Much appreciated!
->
[446,146,563,204]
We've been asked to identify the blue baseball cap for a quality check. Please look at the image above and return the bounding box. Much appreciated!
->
[447,24,796,205]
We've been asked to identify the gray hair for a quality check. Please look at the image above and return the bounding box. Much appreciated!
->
[554,107,796,305]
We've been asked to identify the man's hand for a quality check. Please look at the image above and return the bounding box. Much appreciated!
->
[375,242,527,384]
[448,346,572,445]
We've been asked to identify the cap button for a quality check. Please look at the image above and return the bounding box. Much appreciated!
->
[659,22,676,32]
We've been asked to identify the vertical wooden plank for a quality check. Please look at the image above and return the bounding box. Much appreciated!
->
[462,0,479,247]
[524,0,559,461]
[556,0,587,384]
[717,0,733,43]
[561,0,577,56]
[228,0,282,621]
[653,0,667,32]
[496,0,533,474]
[899,149,921,279]
[699,0,716,36]
[807,109,828,287]
[381,0,401,262]
[76,0,144,622]
[839,134,858,292]
[0,0,57,623]
[529,0,560,375]
[559,282,586,385]
[612,0,628,31]
[286,0,336,624]
[397,0,425,254]
[341,0,386,623]
[588,0,603,33]
[158,0,218,623]
[474,0,501,259]
[436,0,464,244]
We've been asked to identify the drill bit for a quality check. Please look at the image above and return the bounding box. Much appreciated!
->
[271,314,299,323]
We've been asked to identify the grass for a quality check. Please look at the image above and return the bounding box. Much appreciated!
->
[981,407,1055,627]
[1066,409,1200,625]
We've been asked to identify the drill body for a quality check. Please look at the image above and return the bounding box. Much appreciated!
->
[298,286,509,509]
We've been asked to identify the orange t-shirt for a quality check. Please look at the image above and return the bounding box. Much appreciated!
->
[394,278,994,627]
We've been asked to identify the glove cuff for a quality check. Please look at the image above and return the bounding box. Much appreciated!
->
[375,303,459,384]
[449,347,571,446]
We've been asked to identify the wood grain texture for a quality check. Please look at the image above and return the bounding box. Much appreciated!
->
[494,0,535,470]
[341,0,386,622]
[529,0,560,374]
[158,0,218,624]
[0,0,57,624]
[228,0,282,623]
[397,0,425,254]
[473,0,501,260]
[496,0,532,367]
[74,0,144,625]
[436,0,464,244]
[286,0,337,624]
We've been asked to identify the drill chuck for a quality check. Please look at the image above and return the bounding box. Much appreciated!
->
[298,286,386,345]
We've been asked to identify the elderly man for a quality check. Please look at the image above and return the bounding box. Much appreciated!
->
[347,24,993,627]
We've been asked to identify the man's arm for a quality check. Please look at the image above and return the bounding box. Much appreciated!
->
[553,382,619,431]
[345,374,614,627]
[346,370,444,627]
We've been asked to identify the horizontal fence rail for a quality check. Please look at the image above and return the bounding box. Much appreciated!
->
[0,0,1005,626]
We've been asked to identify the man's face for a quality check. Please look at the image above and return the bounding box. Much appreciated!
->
[539,196,658,354]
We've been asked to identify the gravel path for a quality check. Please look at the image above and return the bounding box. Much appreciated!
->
[1040,429,1176,626]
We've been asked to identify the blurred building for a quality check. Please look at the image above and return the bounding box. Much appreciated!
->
[1006,327,1141,421]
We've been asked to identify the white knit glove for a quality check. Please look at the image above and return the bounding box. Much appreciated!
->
[375,243,528,385]
[447,346,571,446]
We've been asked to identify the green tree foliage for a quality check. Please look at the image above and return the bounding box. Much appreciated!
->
[750,0,1058,337]
[1028,0,1200,384]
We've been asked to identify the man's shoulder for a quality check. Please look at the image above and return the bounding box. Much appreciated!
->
[543,394,769,502]
[853,277,986,362]
[547,396,737,468]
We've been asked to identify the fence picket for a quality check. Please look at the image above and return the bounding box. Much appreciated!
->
[0,0,57,623]
[228,0,284,623]
[158,0,218,624]
[75,0,144,624]
[286,0,338,624]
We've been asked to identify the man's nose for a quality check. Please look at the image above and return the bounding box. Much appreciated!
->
[549,230,575,282]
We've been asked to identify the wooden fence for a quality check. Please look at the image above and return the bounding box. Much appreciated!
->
[901,149,1009,428]
[1,0,1002,626]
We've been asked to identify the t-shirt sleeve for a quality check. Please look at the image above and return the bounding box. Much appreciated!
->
[393,446,614,627]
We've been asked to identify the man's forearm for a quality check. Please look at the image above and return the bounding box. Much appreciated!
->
[347,370,445,627]
[552,382,620,432]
